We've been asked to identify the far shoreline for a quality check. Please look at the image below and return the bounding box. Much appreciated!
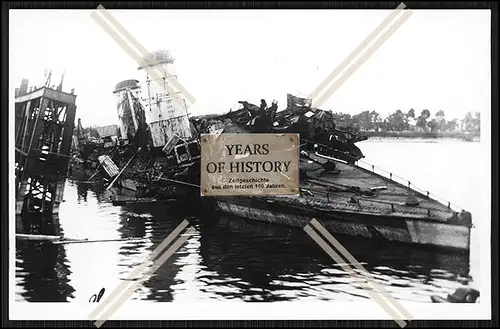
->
[359,131,481,142]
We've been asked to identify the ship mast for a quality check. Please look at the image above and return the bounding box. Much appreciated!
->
[58,69,66,91]
[44,69,52,88]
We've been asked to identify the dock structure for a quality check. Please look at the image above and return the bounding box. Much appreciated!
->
[15,79,77,215]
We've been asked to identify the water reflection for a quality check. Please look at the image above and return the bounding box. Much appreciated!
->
[195,214,471,302]
[114,202,194,301]
[15,213,75,302]
[76,182,89,203]
[15,165,475,303]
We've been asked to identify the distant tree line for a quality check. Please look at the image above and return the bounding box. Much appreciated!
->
[330,109,481,134]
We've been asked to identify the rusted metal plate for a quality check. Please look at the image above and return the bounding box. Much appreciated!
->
[200,133,299,196]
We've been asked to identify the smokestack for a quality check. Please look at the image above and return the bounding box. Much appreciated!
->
[113,79,142,141]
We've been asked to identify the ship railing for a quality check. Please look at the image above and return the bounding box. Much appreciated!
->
[301,138,465,213]
[355,158,464,213]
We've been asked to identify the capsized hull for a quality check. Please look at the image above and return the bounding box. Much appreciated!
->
[210,151,472,252]
[193,100,472,253]
[214,197,471,251]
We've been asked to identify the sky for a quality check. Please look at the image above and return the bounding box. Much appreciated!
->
[10,9,491,127]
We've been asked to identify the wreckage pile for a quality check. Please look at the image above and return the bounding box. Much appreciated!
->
[191,94,367,164]
[70,93,368,203]
[70,139,199,202]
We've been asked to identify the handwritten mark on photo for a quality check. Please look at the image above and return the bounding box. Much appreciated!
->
[88,219,195,327]
[89,288,106,303]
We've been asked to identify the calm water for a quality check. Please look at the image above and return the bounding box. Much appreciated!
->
[15,139,484,303]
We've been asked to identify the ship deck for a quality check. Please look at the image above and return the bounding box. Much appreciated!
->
[264,152,462,224]
[216,122,468,226]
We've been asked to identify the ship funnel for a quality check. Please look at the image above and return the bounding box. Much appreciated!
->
[113,79,144,142]
[136,50,192,148]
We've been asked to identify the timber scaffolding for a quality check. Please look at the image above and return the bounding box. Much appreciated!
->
[15,78,77,215]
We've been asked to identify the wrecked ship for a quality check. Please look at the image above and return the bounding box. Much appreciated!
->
[69,50,201,204]
[71,49,473,253]
[193,94,473,253]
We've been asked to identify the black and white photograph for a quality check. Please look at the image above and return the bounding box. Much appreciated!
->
[8,4,492,325]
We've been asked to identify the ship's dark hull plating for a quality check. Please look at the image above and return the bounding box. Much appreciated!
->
[214,196,471,251]
[194,105,473,253]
